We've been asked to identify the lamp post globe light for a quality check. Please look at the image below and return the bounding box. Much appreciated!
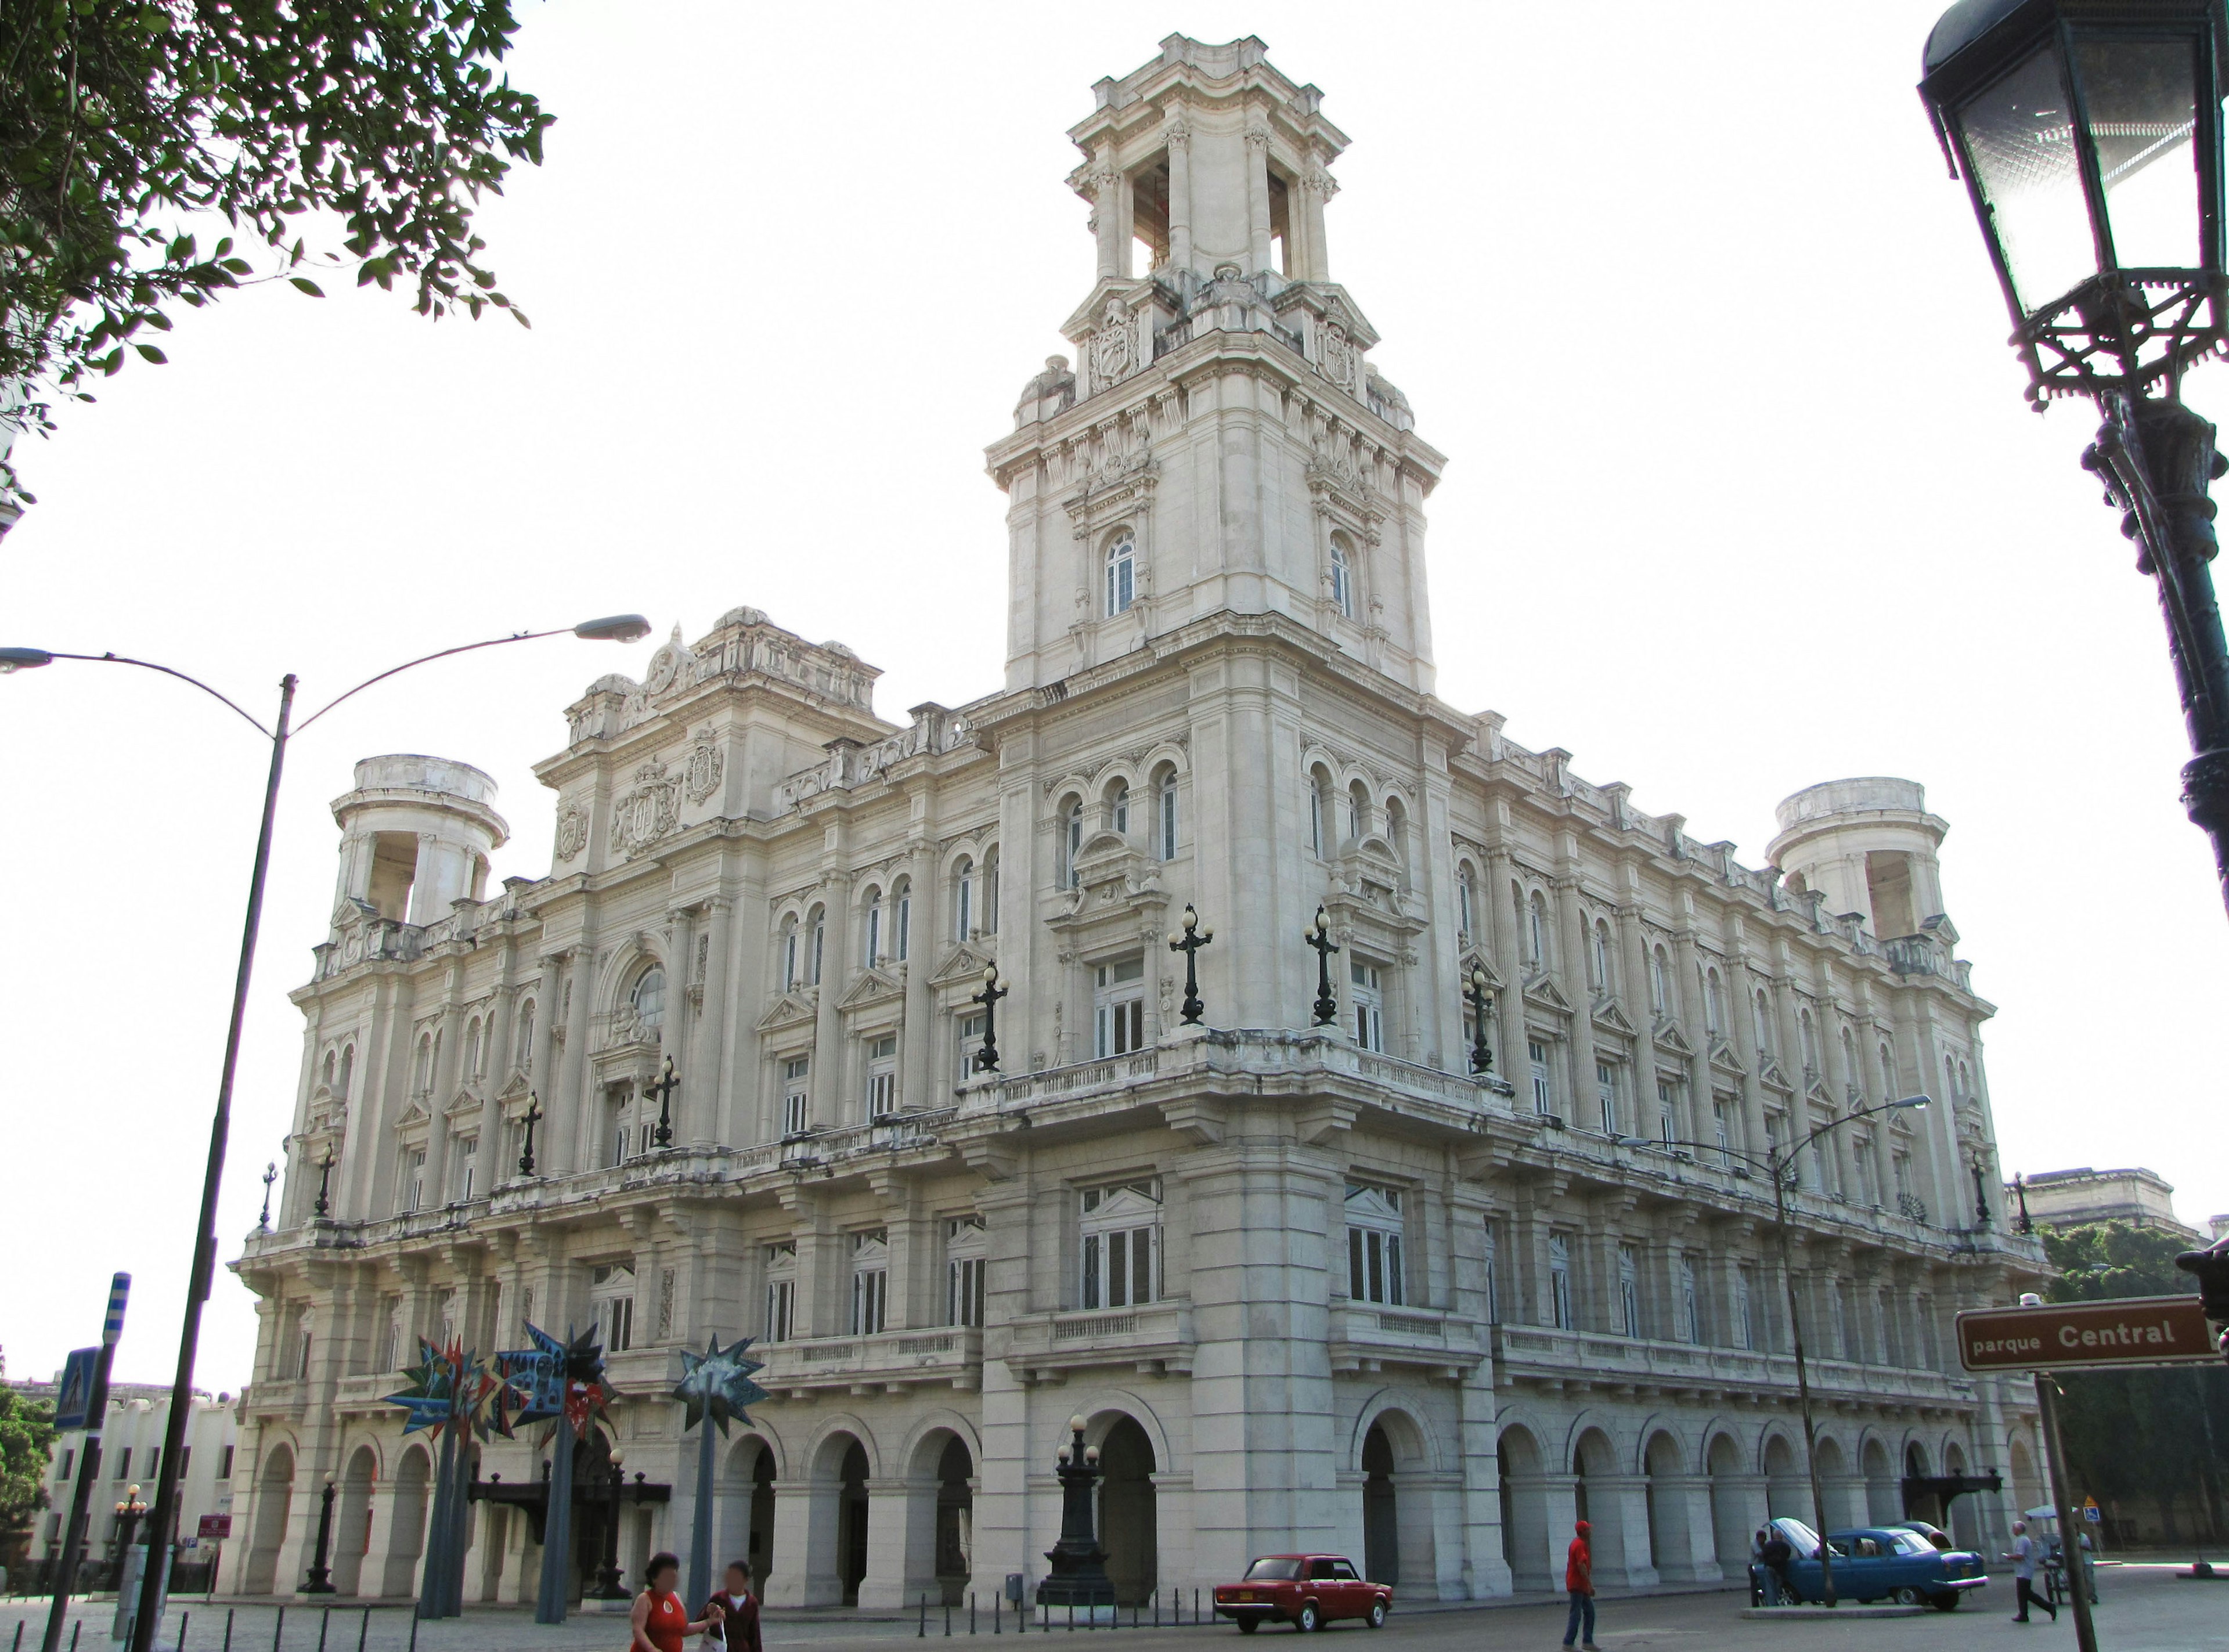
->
[1,614,650,1652]
[1617,1094,1932,1608]
[1921,0,2229,915]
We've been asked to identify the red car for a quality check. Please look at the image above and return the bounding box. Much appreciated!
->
[1214,1554,1392,1633]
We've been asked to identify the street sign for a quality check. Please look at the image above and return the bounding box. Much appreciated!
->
[2084,1502,2101,1523]
[1957,1294,2215,1372]
[196,1515,231,1541]
[53,1348,98,1431]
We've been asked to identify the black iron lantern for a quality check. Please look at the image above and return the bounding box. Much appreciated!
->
[1921,0,2229,400]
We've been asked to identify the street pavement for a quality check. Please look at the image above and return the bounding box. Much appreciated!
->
[5,1564,2221,1652]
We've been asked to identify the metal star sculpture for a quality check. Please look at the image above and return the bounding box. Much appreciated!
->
[384,1337,514,1442]
[498,1321,614,1440]
[672,1336,767,1437]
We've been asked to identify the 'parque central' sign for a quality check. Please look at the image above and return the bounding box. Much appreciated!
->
[1956,1294,2214,1373]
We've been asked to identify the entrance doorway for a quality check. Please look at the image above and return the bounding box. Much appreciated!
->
[837,1441,870,1606]
[1362,1423,1398,1585]
[935,1437,973,1606]
[752,1448,777,1597]
[1098,1417,1156,1606]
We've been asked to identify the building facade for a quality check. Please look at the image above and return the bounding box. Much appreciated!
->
[2010,1167,2211,1245]
[15,1382,238,1582]
[228,34,2050,1609]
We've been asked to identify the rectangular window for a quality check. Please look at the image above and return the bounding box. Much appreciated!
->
[219,1445,235,1480]
[1094,957,1146,1058]
[596,1293,633,1353]
[145,1448,160,1483]
[1596,1061,1620,1135]
[947,1216,986,1327]
[866,1034,898,1116]
[782,1056,810,1137]
[1343,1183,1405,1305]
[764,1243,797,1342]
[113,1448,130,1480]
[1713,1098,1732,1164]
[853,1266,887,1334]
[1350,960,1385,1053]
[1657,1078,1680,1146]
[59,1448,74,1482]
[957,1012,986,1083]
[1548,1235,1574,1330]
[455,1135,478,1202]
[1159,782,1178,860]
[403,1149,427,1212]
[1079,1180,1162,1310]
[1617,1245,1640,1339]
[1483,1221,1501,1325]
[1679,1257,1701,1344]
[1528,1040,1553,1116]
[1736,1265,1756,1351]
[607,1092,632,1166]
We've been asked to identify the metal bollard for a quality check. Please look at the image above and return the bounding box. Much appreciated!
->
[1067,1601,1074,1633]
[179,1613,190,1651]
[946,1600,953,1637]
[273,1604,284,1652]
[971,1594,978,1636]
[12,1621,22,1652]
[921,1595,928,1637]
[994,1595,1001,1635]
[67,1625,79,1652]
[406,1609,417,1652]
[223,1607,235,1652]
[355,1611,367,1652]
[316,1607,330,1652]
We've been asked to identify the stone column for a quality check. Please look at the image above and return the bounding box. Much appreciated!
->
[663,903,696,1096]
[1091,149,1124,282]
[856,1478,917,1608]
[557,948,596,1174]
[1243,127,1273,274]
[1298,160,1334,282]
[763,1478,824,1608]
[900,841,937,1108]
[1550,836,1596,1129]
[1165,122,1194,276]
[1650,1475,1721,1584]
[811,875,852,1125]
[691,896,733,1147]
[1591,1473,1657,1588]
[1485,845,1525,1102]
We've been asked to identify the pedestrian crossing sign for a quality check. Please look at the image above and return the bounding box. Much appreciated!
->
[53,1347,97,1431]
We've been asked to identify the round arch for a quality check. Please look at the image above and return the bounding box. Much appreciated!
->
[1495,1421,1552,1593]
[333,1442,379,1596]
[243,1439,296,1595]
[1348,1386,1448,1473]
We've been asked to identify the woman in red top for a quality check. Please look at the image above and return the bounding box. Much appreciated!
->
[632,1552,723,1652]
[1560,1520,1597,1652]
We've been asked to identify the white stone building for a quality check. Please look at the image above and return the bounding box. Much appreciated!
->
[17,1382,239,1577]
[228,34,2050,1610]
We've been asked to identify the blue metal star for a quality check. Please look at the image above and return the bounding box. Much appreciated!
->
[672,1335,768,1437]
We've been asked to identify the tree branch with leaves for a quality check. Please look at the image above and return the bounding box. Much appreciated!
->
[0,0,553,518]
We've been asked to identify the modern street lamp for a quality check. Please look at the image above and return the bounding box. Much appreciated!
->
[1618,1094,1933,1608]
[2,612,650,1652]
[1920,0,2229,915]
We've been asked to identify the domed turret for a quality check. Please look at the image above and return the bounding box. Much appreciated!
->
[1765,777,1949,939]
[331,755,508,926]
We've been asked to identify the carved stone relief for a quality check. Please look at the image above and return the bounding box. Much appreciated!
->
[611,761,681,860]
[554,804,590,863]
[684,726,724,804]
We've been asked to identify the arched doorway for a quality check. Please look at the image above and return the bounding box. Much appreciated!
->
[1943,1442,1979,1550]
[1361,1423,1398,1585]
[1098,1417,1156,1607]
[1763,1435,1802,1520]
[383,1445,430,1597]
[1643,1431,1690,1579]
[1496,1425,1550,1592]
[244,1444,294,1595]
[1863,1438,1899,1525]
[333,1445,376,1596]
[838,1441,870,1606]
[1815,1437,1851,1530]
[1904,1442,1936,1525]
[720,1437,777,1600]
[934,1437,973,1606]
[1705,1433,1751,1572]
[1571,1429,1624,1582]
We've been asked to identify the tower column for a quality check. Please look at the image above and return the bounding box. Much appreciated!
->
[690,896,733,1146]
[1166,122,1194,276]
[1298,161,1334,282]
[1092,149,1125,281]
[1243,127,1274,273]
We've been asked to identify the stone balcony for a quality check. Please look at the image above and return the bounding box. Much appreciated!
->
[1326,1302,1484,1381]
[999,1299,1195,1383]
[753,1326,983,1398]
[1489,1325,1978,1414]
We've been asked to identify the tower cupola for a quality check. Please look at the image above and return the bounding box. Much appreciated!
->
[331,754,507,926]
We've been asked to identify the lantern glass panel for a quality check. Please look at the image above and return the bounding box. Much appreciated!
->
[2072,34,2201,271]
[1959,43,2097,313]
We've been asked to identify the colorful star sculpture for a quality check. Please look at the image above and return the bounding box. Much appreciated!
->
[497,1322,614,1440]
[383,1337,514,1442]
[672,1336,768,1437]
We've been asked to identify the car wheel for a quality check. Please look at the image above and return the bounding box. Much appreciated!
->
[1237,1619,1260,1635]
[1892,1586,1923,1606]
[1929,1593,1961,1611]
[1366,1600,1387,1629]
[1296,1603,1320,1633]
[1776,1579,1803,1607]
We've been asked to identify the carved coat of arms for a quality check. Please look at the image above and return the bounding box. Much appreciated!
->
[610,762,681,860]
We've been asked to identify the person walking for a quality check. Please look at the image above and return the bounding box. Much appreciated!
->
[633,1552,724,1652]
[1560,1519,1599,1652]
[1758,1524,1794,1606]
[2005,1521,2057,1625]
[704,1560,762,1652]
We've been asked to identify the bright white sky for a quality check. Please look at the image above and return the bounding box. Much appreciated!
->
[4,2,2224,1394]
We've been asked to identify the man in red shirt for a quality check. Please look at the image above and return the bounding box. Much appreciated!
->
[1561,1520,1598,1651]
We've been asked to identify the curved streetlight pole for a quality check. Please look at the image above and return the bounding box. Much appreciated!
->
[1620,1094,1931,1608]
[3,616,649,1652]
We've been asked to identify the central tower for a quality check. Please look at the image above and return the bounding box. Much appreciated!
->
[988,35,1445,695]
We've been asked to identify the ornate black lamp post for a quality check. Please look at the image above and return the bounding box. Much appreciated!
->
[2012,1171,2035,1233]
[644,1058,680,1150]
[1168,903,1213,1025]
[256,1162,276,1232]
[112,1487,147,1560]
[971,964,1008,1074]
[588,1450,642,1601]
[1464,964,1495,1075]
[312,1151,335,1219]
[517,1093,542,1177]
[1921,0,2229,916]
[1035,1416,1114,1619]
[302,1476,338,1593]
[1305,905,1340,1027]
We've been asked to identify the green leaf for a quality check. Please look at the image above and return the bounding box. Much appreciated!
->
[288,277,324,297]
[134,344,167,364]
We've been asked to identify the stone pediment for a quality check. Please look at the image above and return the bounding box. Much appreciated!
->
[443,1088,482,1120]
[837,968,904,1012]
[755,993,818,1034]
[497,1069,532,1101]
[330,895,378,930]
[1521,974,1575,1017]
[928,944,996,990]
[1652,1020,1696,1059]
[1462,954,1505,991]
[1591,999,1638,1039]
[1707,1037,1746,1076]
[398,1099,431,1127]
[1757,1057,1793,1095]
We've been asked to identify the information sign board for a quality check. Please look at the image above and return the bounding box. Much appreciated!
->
[1957,1294,2213,1372]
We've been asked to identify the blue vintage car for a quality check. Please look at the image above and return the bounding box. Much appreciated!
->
[1759,1517,1989,1609]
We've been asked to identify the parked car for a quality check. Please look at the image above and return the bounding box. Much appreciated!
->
[1887,1518,1954,1550]
[1213,1555,1392,1632]
[1756,1517,1988,1610]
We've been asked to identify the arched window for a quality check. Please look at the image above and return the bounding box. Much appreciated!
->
[1841,1027,1858,1094]
[1065,799,1084,888]
[514,1004,533,1076]
[1111,785,1129,836]
[1308,770,1329,857]
[1527,892,1549,968]
[1754,990,1773,1056]
[322,1051,336,1090]
[893,881,912,962]
[1457,865,1475,936]
[780,917,800,990]
[633,965,666,1031]
[413,1033,433,1094]
[1649,946,1670,1016]
[1347,781,1368,842]
[984,849,1000,932]
[1156,771,1178,860]
[1798,1009,1819,1074]
[865,888,884,964]
[1329,532,1354,618]
[1384,797,1408,867]
[1705,968,1726,1036]
[464,1018,483,1079]
[807,907,825,986]
[337,1044,354,1098]
[954,859,974,941]
[1880,1044,1897,1101]
[1589,920,1612,993]
[1105,529,1136,616]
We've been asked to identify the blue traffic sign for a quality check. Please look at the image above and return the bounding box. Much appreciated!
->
[53,1347,98,1431]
